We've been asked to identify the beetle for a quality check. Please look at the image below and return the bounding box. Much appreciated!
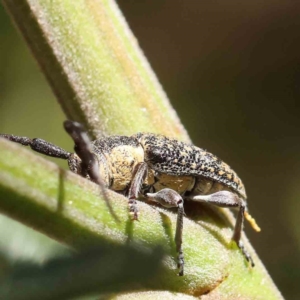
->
[0,120,260,276]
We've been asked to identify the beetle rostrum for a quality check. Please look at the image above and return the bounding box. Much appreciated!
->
[0,120,260,276]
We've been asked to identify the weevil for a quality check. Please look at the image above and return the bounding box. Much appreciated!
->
[0,120,260,275]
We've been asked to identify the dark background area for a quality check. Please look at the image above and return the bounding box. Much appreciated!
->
[0,1,299,299]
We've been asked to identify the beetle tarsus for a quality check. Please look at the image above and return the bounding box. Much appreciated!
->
[147,188,185,276]
[128,198,139,220]
[236,240,255,267]
[127,162,148,221]
[178,248,184,276]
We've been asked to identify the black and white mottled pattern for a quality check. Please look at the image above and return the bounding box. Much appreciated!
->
[134,133,246,198]
[92,136,140,155]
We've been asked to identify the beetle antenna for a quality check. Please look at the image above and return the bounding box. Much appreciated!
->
[0,134,71,159]
[64,120,119,222]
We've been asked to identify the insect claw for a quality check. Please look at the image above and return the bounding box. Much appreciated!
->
[177,249,184,276]
[129,211,139,221]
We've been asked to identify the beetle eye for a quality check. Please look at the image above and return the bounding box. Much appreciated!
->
[148,147,165,163]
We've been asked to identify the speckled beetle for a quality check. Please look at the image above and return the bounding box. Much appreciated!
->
[0,121,260,276]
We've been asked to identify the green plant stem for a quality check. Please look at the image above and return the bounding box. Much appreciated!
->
[0,246,164,300]
[3,0,188,140]
[0,139,283,299]
[0,0,284,299]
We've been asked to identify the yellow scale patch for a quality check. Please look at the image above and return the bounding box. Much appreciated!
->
[107,145,144,191]
[153,173,195,195]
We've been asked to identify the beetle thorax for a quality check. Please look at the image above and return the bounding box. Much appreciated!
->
[104,145,144,191]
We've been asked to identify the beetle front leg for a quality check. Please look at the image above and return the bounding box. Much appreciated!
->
[147,188,185,276]
[63,120,119,221]
[127,162,148,220]
[189,191,257,266]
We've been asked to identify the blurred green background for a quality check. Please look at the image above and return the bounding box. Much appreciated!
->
[0,1,299,299]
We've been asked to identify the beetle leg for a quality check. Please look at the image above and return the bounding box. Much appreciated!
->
[127,162,148,220]
[0,134,71,159]
[64,121,94,175]
[147,188,185,276]
[189,191,254,267]
[232,204,254,267]
[64,120,119,221]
